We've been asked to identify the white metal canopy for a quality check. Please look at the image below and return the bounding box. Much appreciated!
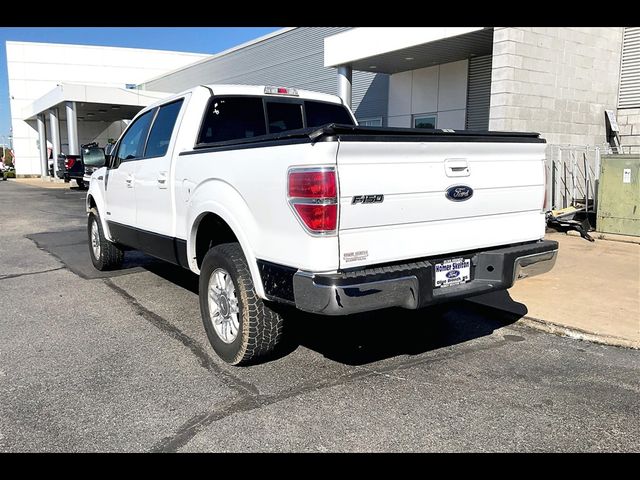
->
[22,83,169,122]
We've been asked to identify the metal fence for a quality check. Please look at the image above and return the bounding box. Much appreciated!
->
[545,144,601,212]
[544,143,640,212]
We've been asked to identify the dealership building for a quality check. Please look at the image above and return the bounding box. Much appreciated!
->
[6,27,640,178]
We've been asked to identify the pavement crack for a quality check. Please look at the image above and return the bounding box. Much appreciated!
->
[354,366,407,381]
[151,396,262,453]
[102,278,258,397]
[0,266,65,281]
[150,368,376,453]
[150,337,516,452]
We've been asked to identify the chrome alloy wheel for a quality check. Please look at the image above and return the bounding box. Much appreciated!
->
[208,268,240,344]
[91,219,101,260]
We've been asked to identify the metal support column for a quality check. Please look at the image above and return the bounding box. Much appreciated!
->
[37,114,48,180]
[49,109,61,178]
[337,65,352,109]
[65,101,79,156]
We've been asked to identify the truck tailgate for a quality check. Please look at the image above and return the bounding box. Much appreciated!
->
[337,140,546,269]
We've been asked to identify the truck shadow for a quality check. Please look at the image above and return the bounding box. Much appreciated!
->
[143,260,527,366]
[271,294,526,365]
[27,229,166,280]
[30,227,528,366]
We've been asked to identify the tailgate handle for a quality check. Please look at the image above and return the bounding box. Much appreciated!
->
[445,159,470,177]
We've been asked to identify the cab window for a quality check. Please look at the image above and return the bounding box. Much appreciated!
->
[113,109,155,167]
[144,100,184,158]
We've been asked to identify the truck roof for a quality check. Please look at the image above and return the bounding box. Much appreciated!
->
[143,84,344,113]
[201,84,344,105]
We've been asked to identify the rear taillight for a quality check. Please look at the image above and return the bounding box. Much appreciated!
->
[65,158,75,169]
[289,170,337,198]
[288,167,338,234]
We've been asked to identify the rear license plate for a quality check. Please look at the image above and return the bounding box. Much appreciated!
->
[434,257,471,288]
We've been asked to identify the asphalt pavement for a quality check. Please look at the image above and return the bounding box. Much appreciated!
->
[0,180,638,452]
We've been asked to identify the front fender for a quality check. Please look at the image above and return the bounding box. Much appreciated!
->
[86,168,113,242]
[186,179,265,299]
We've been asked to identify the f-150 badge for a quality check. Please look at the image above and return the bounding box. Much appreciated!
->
[352,194,384,204]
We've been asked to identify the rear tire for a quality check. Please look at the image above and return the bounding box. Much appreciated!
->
[199,242,284,366]
[76,179,88,190]
[88,208,124,271]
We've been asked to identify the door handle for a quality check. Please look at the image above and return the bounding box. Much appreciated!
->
[157,171,168,189]
[125,175,134,188]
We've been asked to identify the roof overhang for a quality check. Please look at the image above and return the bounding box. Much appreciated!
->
[22,83,170,122]
[324,27,494,74]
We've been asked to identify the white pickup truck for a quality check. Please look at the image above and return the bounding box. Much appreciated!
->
[86,84,557,365]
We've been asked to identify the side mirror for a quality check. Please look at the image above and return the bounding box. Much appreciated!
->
[83,147,106,168]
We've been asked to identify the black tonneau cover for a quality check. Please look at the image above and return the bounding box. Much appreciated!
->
[308,124,545,143]
[186,123,545,155]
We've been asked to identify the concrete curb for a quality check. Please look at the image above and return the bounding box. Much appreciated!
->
[516,315,639,350]
[469,299,639,350]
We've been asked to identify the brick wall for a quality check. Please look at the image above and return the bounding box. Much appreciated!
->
[489,27,624,146]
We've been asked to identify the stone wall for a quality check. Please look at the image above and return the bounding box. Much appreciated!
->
[489,27,624,146]
[617,108,640,148]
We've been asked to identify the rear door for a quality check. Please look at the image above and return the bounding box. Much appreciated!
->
[336,139,547,269]
[104,109,155,232]
[134,98,186,237]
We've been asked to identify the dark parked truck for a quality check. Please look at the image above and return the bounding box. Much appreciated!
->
[85,85,558,365]
[56,152,85,188]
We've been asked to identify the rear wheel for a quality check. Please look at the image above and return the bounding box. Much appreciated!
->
[199,242,284,365]
[88,208,124,271]
[76,179,88,190]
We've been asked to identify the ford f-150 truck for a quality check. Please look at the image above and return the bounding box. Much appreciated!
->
[86,84,557,365]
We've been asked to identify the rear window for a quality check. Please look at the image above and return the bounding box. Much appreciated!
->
[197,95,355,145]
[198,97,266,144]
[305,101,354,127]
[267,102,303,133]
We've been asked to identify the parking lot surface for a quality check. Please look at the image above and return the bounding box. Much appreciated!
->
[1,181,638,452]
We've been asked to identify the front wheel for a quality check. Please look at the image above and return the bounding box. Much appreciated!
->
[88,208,124,271]
[199,243,284,366]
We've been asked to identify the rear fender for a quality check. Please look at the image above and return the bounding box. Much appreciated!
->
[186,179,265,298]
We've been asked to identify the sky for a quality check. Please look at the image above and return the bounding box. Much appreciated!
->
[0,27,282,143]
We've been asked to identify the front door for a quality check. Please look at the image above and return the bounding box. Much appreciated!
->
[104,108,155,245]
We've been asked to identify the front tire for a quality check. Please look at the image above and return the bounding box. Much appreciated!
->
[88,208,124,271]
[199,242,284,366]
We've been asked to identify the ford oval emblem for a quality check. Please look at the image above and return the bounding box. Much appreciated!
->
[446,270,460,279]
[446,185,473,202]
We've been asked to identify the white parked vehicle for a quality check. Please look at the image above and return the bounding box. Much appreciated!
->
[86,84,557,365]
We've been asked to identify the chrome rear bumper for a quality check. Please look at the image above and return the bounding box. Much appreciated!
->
[513,250,557,282]
[292,240,558,316]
